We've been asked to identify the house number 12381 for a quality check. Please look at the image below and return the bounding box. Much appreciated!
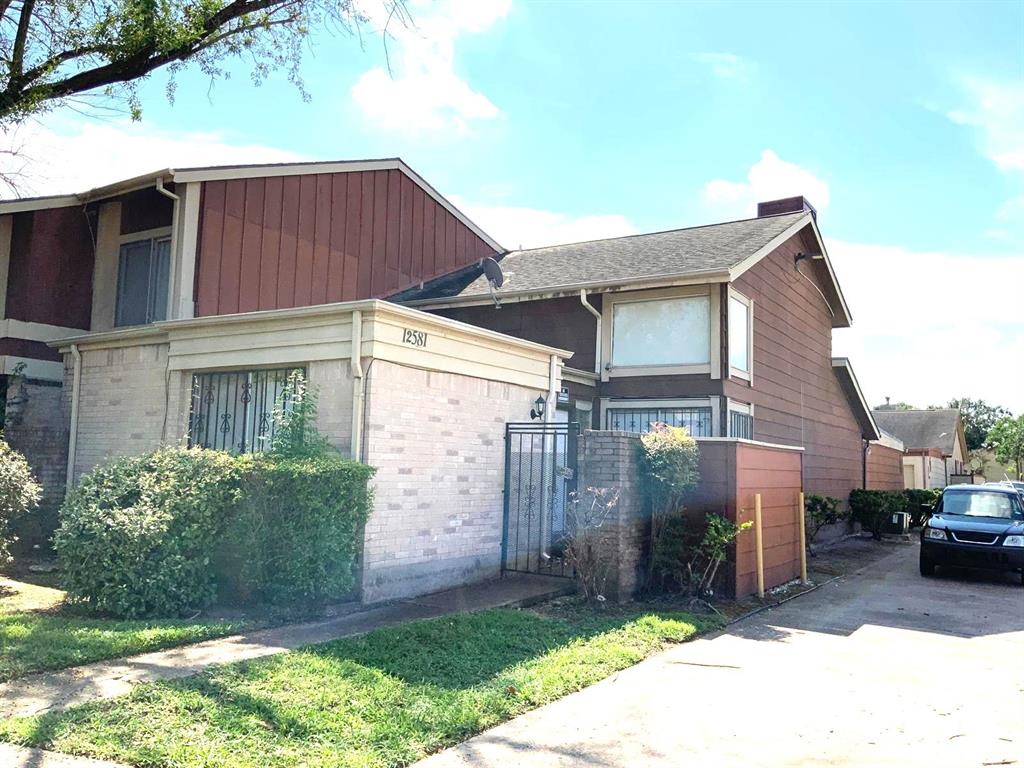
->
[402,329,428,347]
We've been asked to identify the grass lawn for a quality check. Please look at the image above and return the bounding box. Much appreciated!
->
[0,605,713,768]
[0,577,249,682]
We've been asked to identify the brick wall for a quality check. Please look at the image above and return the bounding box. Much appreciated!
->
[69,344,191,483]
[3,377,68,551]
[576,430,647,602]
[360,359,537,602]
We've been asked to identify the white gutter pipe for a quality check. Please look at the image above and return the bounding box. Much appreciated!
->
[155,177,180,320]
[350,310,365,461]
[546,354,558,423]
[64,344,82,495]
[579,289,602,375]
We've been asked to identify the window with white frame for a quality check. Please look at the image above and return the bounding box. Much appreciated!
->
[611,295,710,368]
[728,292,752,377]
[115,236,171,327]
[728,401,753,439]
[605,403,713,436]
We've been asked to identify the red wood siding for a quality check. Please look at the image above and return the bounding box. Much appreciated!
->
[729,236,864,501]
[734,443,803,597]
[867,443,904,491]
[195,170,496,316]
[5,208,94,330]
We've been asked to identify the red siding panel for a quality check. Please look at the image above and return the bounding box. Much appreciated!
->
[5,208,95,330]
[194,167,497,316]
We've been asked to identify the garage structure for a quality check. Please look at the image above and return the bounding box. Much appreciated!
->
[55,299,572,603]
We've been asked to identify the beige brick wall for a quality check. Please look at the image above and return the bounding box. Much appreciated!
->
[70,344,191,482]
[67,349,354,481]
[361,359,538,602]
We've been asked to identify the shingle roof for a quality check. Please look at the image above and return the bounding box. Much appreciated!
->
[448,211,808,298]
[871,409,962,454]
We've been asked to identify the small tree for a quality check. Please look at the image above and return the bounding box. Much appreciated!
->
[637,423,699,591]
[989,415,1024,480]
[804,494,844,549]
[0,436,41,563]
[946,398,1011,452]
[562,487,620,603]
[267,371,333,458]
[688,514,752,600]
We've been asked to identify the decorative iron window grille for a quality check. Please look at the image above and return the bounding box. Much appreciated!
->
[730,411,754,440]
[606,407,713,436]
[189,367,304,453]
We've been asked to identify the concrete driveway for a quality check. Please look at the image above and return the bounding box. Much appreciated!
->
[418,541,1024,768]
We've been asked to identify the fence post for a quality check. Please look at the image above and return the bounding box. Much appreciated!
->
[798,491,808,584]
[754,493,765,599]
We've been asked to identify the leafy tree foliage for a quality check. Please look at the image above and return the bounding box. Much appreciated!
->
[0,0,404,126]
[944,398,1011,451]
[989,415,1024,480]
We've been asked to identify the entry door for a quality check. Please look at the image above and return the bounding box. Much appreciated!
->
[903,464,915,489]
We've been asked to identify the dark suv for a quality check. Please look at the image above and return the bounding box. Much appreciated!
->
[920,485,1024,584]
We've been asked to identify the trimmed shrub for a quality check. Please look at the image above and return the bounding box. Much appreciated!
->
[54,448,242,618]
[0,437,42,564]
[849,489,905,540]
[804,494,846,545]
[638,423,700,592]
[903,488,941,527]
[217,454,375,605]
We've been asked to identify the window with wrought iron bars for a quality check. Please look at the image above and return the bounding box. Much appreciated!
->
[730,410,753,440]
[189,367,304,453]
[606,407,713,436]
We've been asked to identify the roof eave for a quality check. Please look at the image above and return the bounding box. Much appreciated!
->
[831,357,881,441]
[403,269,733,309]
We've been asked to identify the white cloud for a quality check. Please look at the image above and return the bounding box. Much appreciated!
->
[830,239,1024,413]
[691,52,755,82]
[350,0,509,135]
[449,194,635,250]
[947,77,1024,172]
[702,150,830,219]
[1,118,302,196]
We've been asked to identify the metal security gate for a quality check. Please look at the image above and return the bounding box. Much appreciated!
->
[501,421,578,577]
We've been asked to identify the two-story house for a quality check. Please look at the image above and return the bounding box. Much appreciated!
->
[398,196,894,503]
[1,163,899,580]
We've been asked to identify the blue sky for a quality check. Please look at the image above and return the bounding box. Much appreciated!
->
[7,0,1024,412]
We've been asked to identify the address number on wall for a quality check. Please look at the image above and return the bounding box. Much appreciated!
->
[402,328,428,347]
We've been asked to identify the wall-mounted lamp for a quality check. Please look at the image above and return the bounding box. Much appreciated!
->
[530,395,546,421]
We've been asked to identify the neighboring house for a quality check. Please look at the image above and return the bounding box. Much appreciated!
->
[871,408,968,489]
[0,159,501,525]
[399,196,892,503]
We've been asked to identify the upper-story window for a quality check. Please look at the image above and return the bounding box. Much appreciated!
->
[728,291,752,379]
[610,295,710,368]
[115,236,171,327]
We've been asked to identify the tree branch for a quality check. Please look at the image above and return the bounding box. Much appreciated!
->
[10,0,37,80]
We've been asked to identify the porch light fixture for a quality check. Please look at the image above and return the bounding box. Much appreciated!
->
[530,395,546,421]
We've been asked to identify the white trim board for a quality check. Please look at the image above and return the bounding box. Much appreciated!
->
[0,319,86,342]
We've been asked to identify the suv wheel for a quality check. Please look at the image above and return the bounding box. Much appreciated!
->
[919,557,935,577]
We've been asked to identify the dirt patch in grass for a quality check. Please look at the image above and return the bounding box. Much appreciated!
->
[0,606,713,768]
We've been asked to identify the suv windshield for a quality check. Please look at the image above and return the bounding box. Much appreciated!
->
[941,491,1023,520]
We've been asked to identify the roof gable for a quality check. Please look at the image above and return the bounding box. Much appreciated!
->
[871,409,963,455]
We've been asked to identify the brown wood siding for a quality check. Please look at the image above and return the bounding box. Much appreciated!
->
[867,443,904,491]
[6,208,94,329]
[730,237,864,501]
[195,170,497,315]
[0,338,61,361]
[435,296,601,372]
[119,187,173,235]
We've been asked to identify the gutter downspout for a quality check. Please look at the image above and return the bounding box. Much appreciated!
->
[546,354,558,423]
[350,310,365,462]
[155,176,180,320]
[862,439,869,489]
[579,289,601,376]
[65,344,82,495]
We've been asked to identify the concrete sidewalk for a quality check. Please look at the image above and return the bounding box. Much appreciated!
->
[415,543,1024,768]
[0,573,571,720]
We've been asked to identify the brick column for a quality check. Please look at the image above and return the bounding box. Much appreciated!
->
[576,430,647,602]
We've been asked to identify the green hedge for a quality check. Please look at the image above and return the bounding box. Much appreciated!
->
[903,488,941,527]
[849,489,906,540]
[0,437,42,563]
[54,449,241,618]
[55,448,375,618]
[218,454,374,606]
